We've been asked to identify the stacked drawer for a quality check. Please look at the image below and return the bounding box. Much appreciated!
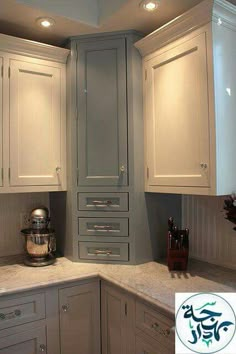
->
[135,301,175,354]
[78,193,129,262]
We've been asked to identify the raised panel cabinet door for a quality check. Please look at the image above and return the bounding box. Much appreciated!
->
[77,39,128,186]
[59,281,100,354]
[0,325,47,354]
[9,59,62,186]
[145,32,210,188]
[0,56,3,187]
[101,282,135,354]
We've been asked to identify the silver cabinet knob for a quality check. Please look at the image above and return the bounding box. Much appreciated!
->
[56,166,61,174]
[62,304,69,312]
[200,163,208,169]
[39,344,46,352]
[120,165,125,173]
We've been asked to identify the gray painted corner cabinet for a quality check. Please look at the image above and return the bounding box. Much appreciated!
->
[0,279,175,354]
[50,30,181,265]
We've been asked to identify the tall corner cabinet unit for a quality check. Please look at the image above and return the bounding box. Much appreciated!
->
[135,0,236,196]
[52,31,182,264]
[0,33,69,193]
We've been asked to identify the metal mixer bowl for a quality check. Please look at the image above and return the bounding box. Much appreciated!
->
[21,229,56,259]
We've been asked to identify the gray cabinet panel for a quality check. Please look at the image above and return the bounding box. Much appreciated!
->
[59,282,100,354]
[79,242,129,261]
[77,39,128,186]
[101,282,135,354]
[0,293,45,331]
[0,325,46,354]
[135,333,171,354]
[78,217,129,237]
[78,192,129,211]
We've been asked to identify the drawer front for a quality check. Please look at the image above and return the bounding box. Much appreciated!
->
[0,293,45,331]
[136,333,172,354]
[78,193,129,211]
[78,218,129,237]
[79,242,129,261]
[136,302,175,351]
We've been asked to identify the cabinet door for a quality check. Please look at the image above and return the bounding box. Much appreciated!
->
[77,39,128,186]
[101,282,135,354]
[0,325,46,354]
[136,334,170,354]
[0,56,3,187]
[9,59,62,186]
[59,282,100,354]
[145,32,210,188]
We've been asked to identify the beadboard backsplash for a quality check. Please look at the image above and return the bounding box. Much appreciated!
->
[0,193,49,257]
[182,195,236,270]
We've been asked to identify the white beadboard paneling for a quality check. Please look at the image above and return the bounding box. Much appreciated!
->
[0,193,49,257]
[182,195,236,270]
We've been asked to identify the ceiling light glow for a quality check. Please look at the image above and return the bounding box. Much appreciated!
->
[140,0,159,12]
[36,17,55,28]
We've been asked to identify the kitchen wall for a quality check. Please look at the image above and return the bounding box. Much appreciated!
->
[182,195,236,270]
[0,193,49,257]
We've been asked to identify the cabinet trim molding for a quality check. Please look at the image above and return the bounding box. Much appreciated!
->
[0,33,69,63]
[135,0,236,57]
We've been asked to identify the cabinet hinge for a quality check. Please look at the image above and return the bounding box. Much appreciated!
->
[125,302,127,316]
[145,69,147,81]
[1,168,3,182]
[1,65,3,78]
[8,66,10,78]
[147,167,149,179]
[8,168,10,181]
[75,49,78,62]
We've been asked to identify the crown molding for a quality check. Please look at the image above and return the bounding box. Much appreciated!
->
[0,33,69,63]
[135,0,236,57]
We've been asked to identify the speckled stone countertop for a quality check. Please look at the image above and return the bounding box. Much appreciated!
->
[0,256,235,315]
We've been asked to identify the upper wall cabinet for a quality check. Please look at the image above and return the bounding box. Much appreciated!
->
[0,34,69,193]
[135,0,236,196]
[77,39,128,186]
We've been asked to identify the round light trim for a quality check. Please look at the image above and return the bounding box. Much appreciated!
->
[36,17,55,28]
[140,0,159,12]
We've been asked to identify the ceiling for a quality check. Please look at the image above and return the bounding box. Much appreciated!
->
[0,0,235,47]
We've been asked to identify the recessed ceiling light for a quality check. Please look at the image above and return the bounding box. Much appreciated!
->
[36,17,55,28]
[140,0,159,12]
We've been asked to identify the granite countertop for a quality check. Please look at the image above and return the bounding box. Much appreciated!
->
[0,256,235,316]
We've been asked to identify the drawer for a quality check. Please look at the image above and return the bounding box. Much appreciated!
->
[79,242,129,261]
[136,301,175,351]
[136,333,173,354]
[78,218,129,237]
[78,193,129,211]
[0,293,45,331]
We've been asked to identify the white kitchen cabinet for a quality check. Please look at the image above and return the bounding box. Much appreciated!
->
[135,0,236,195]
[0,33,69,193]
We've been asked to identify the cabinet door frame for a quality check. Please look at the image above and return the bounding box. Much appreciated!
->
[77,38,128,186]
[145,32,210,188]
[0,55,3,187]
[59,280,101,354]
[9,58,63,187]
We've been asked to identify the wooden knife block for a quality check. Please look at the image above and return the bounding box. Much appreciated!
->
[167,234,189,271]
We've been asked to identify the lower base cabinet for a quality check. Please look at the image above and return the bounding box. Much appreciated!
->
[0,326,47,354]
[101,281,135,354]
[59,282,100,354]
[0,279,175,354]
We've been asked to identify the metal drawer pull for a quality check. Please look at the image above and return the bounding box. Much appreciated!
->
[120,165,125,173]
[0,309,21,320]
[39,344,46,352]
[93,225,113,231]
[200,163,207,169]
[56,166,61,174]
[94,249,113,255]
[62,304,69,313]
[92,200,113,207]
[151,322,171,337]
